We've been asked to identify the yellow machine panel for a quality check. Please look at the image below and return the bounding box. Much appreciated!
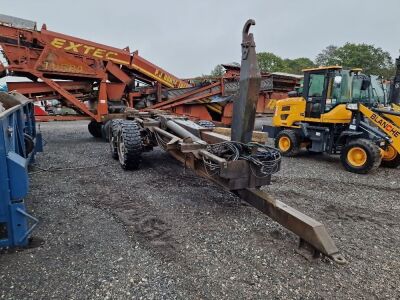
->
[320,104,352,123]
[272,97,305,127]
[273,98,352,127]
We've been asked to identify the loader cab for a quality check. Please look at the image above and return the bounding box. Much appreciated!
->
[302,66,371,118]
[302,67,338,118]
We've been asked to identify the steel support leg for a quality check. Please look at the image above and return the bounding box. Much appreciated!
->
[237,188,346,264]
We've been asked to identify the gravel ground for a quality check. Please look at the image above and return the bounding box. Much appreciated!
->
[1,120,399,299]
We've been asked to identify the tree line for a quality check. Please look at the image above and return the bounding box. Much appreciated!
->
[210,43,397,79]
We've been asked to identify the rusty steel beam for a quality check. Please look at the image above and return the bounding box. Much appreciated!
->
[33,73,99,121]
[7,81,92,95]
[236,188,346,264]
[35,115,92,122]
[149,81,221,110]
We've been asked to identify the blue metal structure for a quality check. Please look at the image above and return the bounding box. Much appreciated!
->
[0,91,42,248]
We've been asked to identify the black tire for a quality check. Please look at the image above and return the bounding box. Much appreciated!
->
[117,120,143,170]
[101,120,112,142]
[340,138,381,174]
[24,133,35,156]
[275,129,300,156]
[381,146,400,168]
[109,119,123,159]
[88,120,103,138]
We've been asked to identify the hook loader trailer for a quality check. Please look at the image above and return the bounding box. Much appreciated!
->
[104,20,346,264]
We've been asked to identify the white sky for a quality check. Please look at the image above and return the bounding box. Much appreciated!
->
[1,0,400,78]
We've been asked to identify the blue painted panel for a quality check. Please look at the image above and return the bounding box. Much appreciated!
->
[0,92,41,248]
[7,151,28,200]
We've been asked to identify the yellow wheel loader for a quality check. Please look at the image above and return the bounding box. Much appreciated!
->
[263,66,400,174]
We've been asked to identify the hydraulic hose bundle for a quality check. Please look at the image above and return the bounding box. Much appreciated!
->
[203,141,281,177]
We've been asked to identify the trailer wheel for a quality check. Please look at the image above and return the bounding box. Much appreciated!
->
[381,145,400,168]
[88,120,102,138]
[109,119,123,159]
[341,138,381,174]
[101,120,112,142]
[117,120,143,170]
[275,129,300,156]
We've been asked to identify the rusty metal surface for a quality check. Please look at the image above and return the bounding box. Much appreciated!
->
[231,20,261,143]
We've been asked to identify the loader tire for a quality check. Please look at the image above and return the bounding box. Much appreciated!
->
[341,138,381,174]
[275,129,300,156]
[109,119,123,159]
[117,120,143,170]
[381,145,400,168]
[88,120,103,138]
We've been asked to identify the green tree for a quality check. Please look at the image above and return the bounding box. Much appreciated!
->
[316,43,394,78]
[257,52,314,74]
[315,45,340,66]
[283,57,315,74]
[210,64,224,77]
[257,52,286,73]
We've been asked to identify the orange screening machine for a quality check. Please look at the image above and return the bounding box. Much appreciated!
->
[0,15,298,135]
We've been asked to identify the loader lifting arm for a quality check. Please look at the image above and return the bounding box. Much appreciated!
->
[345,103,400,168]
[357,104,400,154]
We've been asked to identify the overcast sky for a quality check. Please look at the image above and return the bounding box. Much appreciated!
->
[2,0,400,78]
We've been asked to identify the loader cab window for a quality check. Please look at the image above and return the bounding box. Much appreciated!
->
[326,71,353,108]
[308,74,325,97]
[352,75,371,105]
[304,72,327,118]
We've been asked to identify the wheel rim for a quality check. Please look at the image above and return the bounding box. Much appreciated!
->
[118,134,126,165]
[110,136,116,153]
[382,145,397,161]
[279,136,291,152]
[347,147,367,167]
[109,126,117,154]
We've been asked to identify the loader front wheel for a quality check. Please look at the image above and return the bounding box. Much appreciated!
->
[88,120,103,138]
[381,145,400,168]
[117,120,143,170]
[275,129,300,156]
[341,139,381,174]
